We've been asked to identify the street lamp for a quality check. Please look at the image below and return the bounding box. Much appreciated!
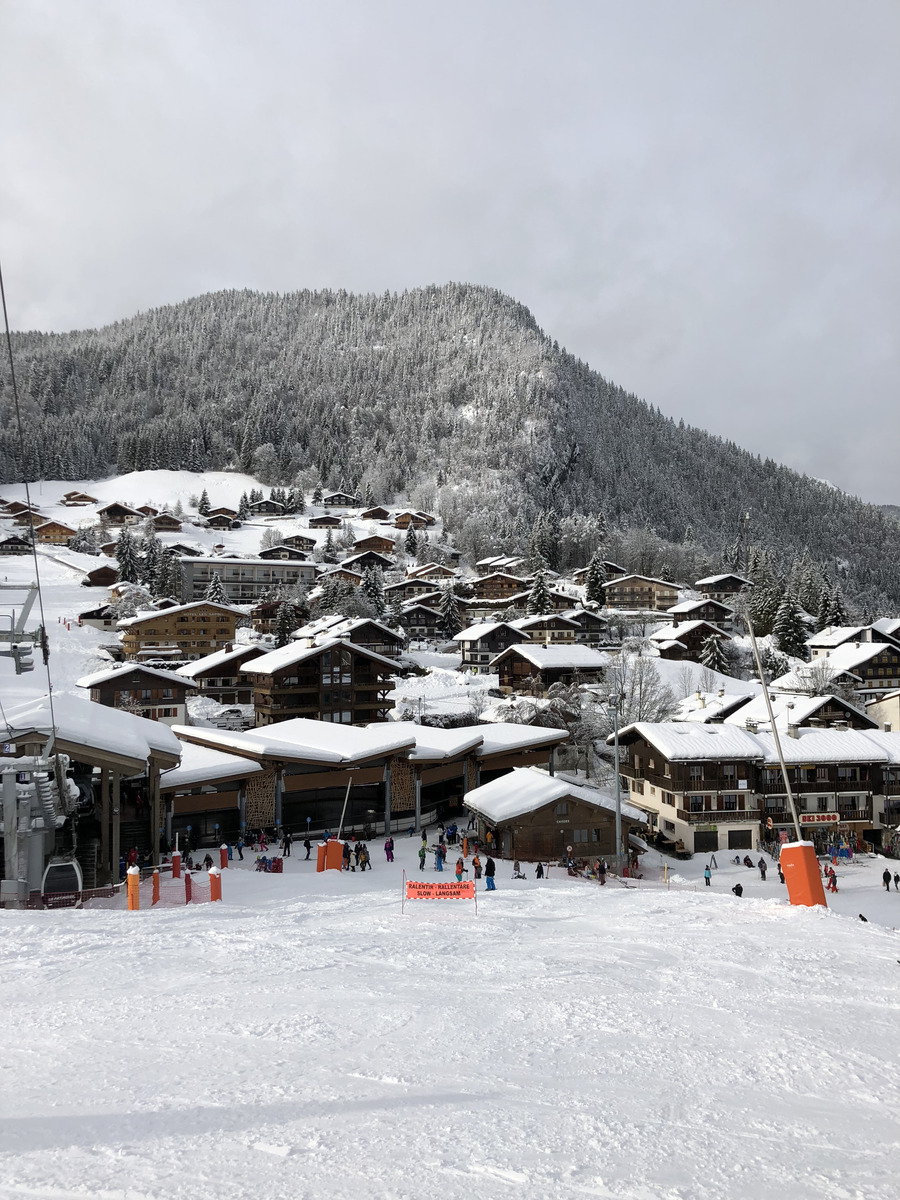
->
[606,693,625,876]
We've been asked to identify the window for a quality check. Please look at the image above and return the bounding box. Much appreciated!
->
[664,820,675,832]
[837,767,859,781]
[689,764,702,780]
[723,794,737,811]
[817,797,829,812]
[632,780,644,795]
[573,829,589,843]
[722,764,736,779]
[816,766,829,781]
[555,802,568,815]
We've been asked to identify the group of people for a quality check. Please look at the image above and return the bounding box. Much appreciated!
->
[342,841,372,872]
[883,868,900,891]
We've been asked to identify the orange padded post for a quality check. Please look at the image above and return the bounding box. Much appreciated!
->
[325,839,344,871]
[316,842,327,872]
[220,844,228,870]
[184,872,192,905]
[126,865,140,911]
[209,866,222,901]
[171,850,181,879]
[780,841,827,908]
[152,869,160,906]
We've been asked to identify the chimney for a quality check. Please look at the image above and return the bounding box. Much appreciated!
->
[695,690,702,700]
[745,718,758,733]
[787,723,800,739]
[833,720,849,732]
[699,695,706,709]
[807,717,823,728]
[717,688,725,697]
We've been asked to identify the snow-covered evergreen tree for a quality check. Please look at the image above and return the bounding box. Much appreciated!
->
[204,571,227,604]
[155,550,182,600]
[274,601,299,647]
[527,568,552,616]
[438,581,461,639]
[115,527,140,584]
[361,567,386,617]
[584,551,607,606]
[404,524,418,557]
[238,492,250,520]
[312,482,323,505]
[700,634,729,675]
[198,488,211,516]
[773,593,809,659]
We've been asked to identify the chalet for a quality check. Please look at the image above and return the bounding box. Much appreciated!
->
[322,491,359,509]
[83,564,119,588]
[76,663,198,726]
[13,510,45,527]
[0,534,33,555]
[34,519,77,544]
[320,567,363,587]
[308,514,342,529]
[464,766,646,863]
[807,622,900,659]
[503,588,577,614]
[723,691,877,733]
[509,613,581,646]
[249,499,285,516]
[360,506,391,521]
[407,562,456,581]
[560,608,610,646]
[178,556,317,603]
[118,601,245,661]
[342,550,394,574]
[454,622,531,673]
[399,603,442,640]
[207,507,238,520]
[4,500,41,516]
[156,598,182,609]
[176,643,267,704]
[97,502,143,526]
[771,642,900,701]
[572,560,627,583]
[384,577,448,604]
[136,505,159,517]
[282,533,317,552]
[242,638,396,725]
[393,511,430,530]
[100,541,119,557]
[258,544,309,561]
[250,600,308,635]
[648,620,730,662]
[694,574,753,604]
[668,597,735,629]
[867,689,900,733]
[77,603,118,631]
[151,512,182,532]
[492,644,609,693]
[612,722,765,854]
[205,514,236,531]
[603,575,679,612]
[672,689,757,724]
[470,572,529,602]
[292,616,405,660]
[475,555,528,577]
[353,534,396,555]
[60,490,98,505]
[168,542,202,557]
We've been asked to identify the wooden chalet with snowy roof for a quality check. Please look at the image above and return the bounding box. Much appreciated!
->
[249,498,285,516]
[292,617,405,660]
[322,491,359,509]
[250,600,309,635]
[242,638,396,725]
[205,513,237,531]
[258,544,310,561]
[13,509,45,527]
[560,608,610,645]
[176,642,267,704]
[648,620,730,662]
[475,555,527,577]
[97,501,143,526]
[341,550,394,573]
[77,663,198,726]
[492,644,609,693]
[571,560,626,584]
[807,621,900,659]
[602,574,679,611]
[407,562,456,581]
[353,533,396,555]
[384,576,447,604]
[308,514,342,529]
[151,512,182,532]
[453,621,531,673]
[282,533,317,552]
[0,534,33,555]
[509,613,581,646]
[83,564,119,588]
[168,542,202,557]
[207,506,238,520]
[77,603,118,631]
[320,566,363,587]
[179,556,317,602]
[398,603,442,640]
[668,597,735,630]
[393,510,434,529]
[118,600,245,661]
[34,519,77,544]
[136,505,159,517]
[60,489,98,506]
[359,505,390,521]
[694,573,753,603]
[470,572,529,602]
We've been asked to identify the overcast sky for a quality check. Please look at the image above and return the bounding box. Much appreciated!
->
[1,1,897,503]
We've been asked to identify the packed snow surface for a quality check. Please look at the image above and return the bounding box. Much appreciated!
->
[2,839,900,1200]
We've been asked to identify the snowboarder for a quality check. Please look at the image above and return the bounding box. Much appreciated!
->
[303,838,312,860]
[704,864,712,887]
[732,883,743,897]
[535,862,544,880]
[384,836,394,863]
[484,857,496,890]
[512,860,526,880]
[883,868,892,891]
[418,843,427,872]
[758,858,767,881]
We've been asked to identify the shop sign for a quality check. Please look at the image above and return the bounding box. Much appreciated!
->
[799,812,839,825]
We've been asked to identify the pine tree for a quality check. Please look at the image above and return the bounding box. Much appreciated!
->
[198,488,211,517]
[274,601,299,647]
[312,482,323,505]
[238,492,250,520]
[204,571,227,604]
[404,524,418,557]
[773,592,809,659]
[747,582,782,636]
[115,527,140,584]
[830,586,849,626]
[527,568,552,616]
[361,567,386,617]
[700,634,729,676]
[322,528,337,562]
[155,550,182,600]
[438,581,461,638]
[584,551,607,606]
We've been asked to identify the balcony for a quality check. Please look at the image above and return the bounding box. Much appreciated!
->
[677,807,760,825]
[763,807,872,825]
[760,777,871,794]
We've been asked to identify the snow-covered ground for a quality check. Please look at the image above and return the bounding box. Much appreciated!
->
[2,837,899,1199]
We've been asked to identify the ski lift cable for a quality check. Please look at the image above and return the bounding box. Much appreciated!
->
[0,257,59,744]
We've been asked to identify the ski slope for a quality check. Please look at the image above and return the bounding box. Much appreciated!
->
[2,838,899,1200]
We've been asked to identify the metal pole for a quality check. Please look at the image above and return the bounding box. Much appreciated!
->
[383,763,392,836]
[612,699,622,876]
[337,775,353,840]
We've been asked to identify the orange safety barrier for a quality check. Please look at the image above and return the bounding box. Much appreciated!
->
[126,865,140,911]
[184,872,192,904]
[316,842,327,872]
[209,867,222,901]
[780,841,827,908]
[152,869,160,906]
[171,851,181,879]
[325,839,343,871]
[219,844,228,870]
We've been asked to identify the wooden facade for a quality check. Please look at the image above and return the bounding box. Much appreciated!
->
[245,641,396,726]
[603,575,679,611]
[119,601,243,661]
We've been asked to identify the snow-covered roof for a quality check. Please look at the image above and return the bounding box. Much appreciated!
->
[174,719,417,764]
[177,555,316,567]
[668,597,732,615]
[240,636,397,675]
[472,722,570,755]
[770,643,885,690]
[613,722,766,760]
[463,766,645,825]
[755,727,900,766]
[453,621,521,642]
[76,663,198,690]
[604,574,679,588]
[117,600,244,626]
[805,626,867,649]
[175,643,263,678]
[649,620,729,644]
[509,614,581,630]
[694,573,752,587]
[491,644,611,670]
[871,618,900,638]
[379,722,485,761]
[4,694,181,767]
[671,691,755,723]
[722,692,874,731]
[160,742,263,790]
[291,616,402,643]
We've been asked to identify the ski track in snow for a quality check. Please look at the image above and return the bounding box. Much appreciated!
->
[2,838,900,1200]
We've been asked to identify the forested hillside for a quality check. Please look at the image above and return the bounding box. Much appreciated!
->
[2,283,898,609]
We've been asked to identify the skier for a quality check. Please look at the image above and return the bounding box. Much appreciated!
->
[535,862,544,880]
[282,830,292,857]
[704,864,712,887]
[484,856,496,890]
[384,836,394,863]
[883,868,892,891]
[758,857,767,881]
[303,838,312,860]
[342,841,352,871]
[434,845,444,872]
[418,843,427,872]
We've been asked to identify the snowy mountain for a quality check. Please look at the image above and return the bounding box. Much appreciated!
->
[4,284,900,608]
